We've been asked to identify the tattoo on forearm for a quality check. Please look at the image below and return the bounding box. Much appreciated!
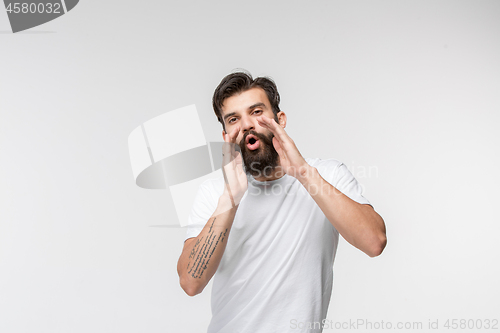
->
[186,217,228,279]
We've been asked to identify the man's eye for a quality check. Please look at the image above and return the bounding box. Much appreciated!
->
[253,110,262,115]
[228,118,236,124]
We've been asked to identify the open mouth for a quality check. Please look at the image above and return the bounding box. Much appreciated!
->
[246,134,260,151]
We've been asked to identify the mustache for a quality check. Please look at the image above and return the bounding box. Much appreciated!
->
[239,130,273,148]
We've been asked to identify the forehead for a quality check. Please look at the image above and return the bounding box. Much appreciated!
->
[221,87,270,116]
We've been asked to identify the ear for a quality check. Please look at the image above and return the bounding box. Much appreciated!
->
[221,129,226,140]
[277,111,287,128]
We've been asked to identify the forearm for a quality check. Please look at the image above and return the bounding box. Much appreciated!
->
[177,194,238,296]
[298,166,386,257]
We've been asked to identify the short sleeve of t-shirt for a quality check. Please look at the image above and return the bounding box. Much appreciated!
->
[311,158,372,207]
[184,178,221,242]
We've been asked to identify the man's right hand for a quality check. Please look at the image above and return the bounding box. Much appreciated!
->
[222,126,248,207]
[178,126,245,296]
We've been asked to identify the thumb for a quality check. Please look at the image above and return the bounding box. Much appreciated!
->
[272,137,284,157]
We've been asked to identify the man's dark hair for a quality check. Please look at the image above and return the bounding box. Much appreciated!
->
[212,71,281,131]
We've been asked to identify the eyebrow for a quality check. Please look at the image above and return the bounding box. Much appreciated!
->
[223,112,237,123]
[247,102,266,110]
[223,103,267,123]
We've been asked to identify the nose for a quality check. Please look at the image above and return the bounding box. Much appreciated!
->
[239,115,255,134]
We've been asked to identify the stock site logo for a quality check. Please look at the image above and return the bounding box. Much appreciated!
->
[3,0,79,33]
[128,105,224,227]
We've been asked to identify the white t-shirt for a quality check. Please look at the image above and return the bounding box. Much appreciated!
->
[185,158,371,333]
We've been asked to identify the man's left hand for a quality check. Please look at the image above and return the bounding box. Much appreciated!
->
[257,115,312,181]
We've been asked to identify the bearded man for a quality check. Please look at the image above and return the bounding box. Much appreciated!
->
[177,71,387,333]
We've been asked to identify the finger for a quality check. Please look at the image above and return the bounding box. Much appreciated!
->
[223,127,239,162]
[256,115,278,128]
[272,136,287,163]
[223,145,240,167]
[228,126,242,162]
[223,126,239,142]
[222,133,234,167]
[272,136,284,156]
[257,116,289,147]
[257,116,288,140]
[234,150,243,167]
[256,115,274,130]
[222,143,231,167]
[228,125,240,143]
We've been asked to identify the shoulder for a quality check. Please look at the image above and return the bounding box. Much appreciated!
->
[197,174,225,197]
[305,157,344,173]
[305,157,348,185]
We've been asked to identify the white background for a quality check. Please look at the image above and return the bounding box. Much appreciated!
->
[1,1,499,332]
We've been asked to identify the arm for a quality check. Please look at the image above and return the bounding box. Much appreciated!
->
[177,125,247,296]
[177,194,238,296]
[297,166,386,257]
[257,115,387,257]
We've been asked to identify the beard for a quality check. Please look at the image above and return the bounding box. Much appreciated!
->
[239,130,280,178]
